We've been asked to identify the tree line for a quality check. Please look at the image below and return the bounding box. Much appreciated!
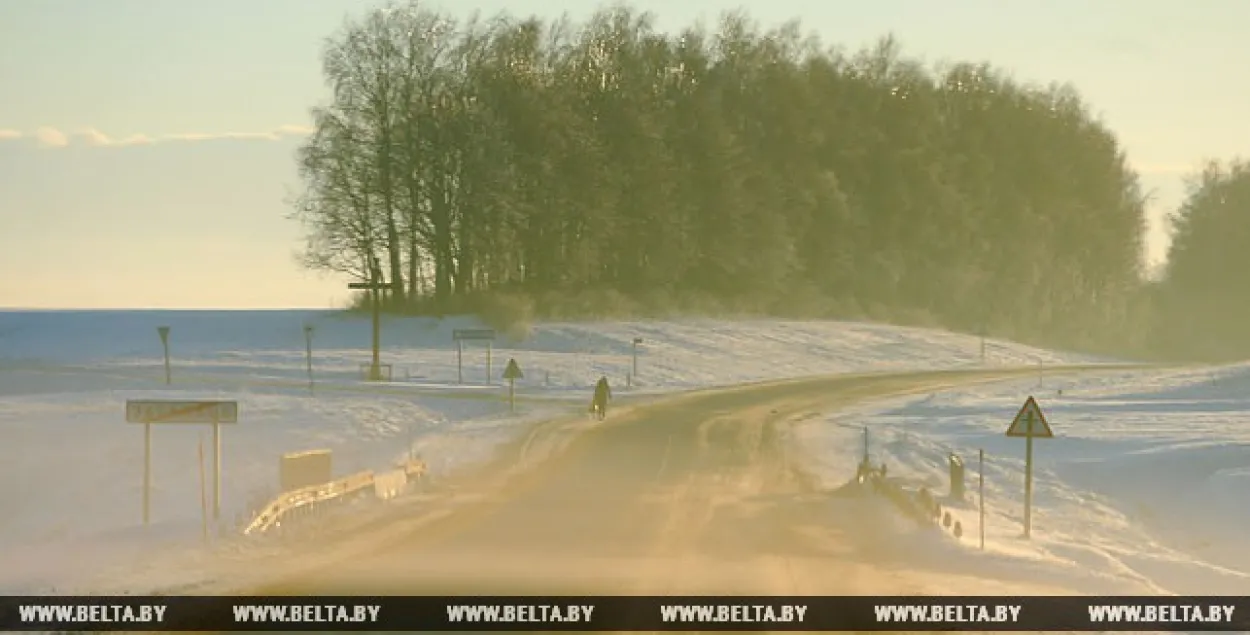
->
[1150,160,1250,361]
[291,1,1247,361]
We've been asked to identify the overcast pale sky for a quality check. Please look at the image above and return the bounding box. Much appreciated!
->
[1,0,1246,309]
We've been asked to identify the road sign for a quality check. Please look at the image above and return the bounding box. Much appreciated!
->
[503,358,524,413]
[126,400,238,424]
[1005,396,1053,438]
[347,281,389,290]
[1004,395,1053,540]
[126,400,238,526]
[453,328,496,341]
[503,358,524,380]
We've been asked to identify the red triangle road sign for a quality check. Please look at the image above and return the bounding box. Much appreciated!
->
[1005,396,1053,438]
[502,358,524,380]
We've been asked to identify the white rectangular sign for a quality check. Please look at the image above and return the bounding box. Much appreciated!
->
[126,400,238,424]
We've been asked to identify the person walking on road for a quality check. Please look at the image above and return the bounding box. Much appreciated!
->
[590,375,612,421]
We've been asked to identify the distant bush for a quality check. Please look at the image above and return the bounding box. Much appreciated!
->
[473,292,535,341]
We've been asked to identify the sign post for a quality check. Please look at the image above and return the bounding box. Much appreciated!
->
[127,400,238,526]
[453,329,496,385]
[978,448,985,550]
[212,410,222,519]
[503,358,524,413]
[632,337,643,379]
[347,271,389,382]
[143,420,152,523]
[304,324,315,393]
[198,434,209,543]
[157,326,171,385]
[862,426,869,465]
[1004,395,1053,539]
[350,257,387,382]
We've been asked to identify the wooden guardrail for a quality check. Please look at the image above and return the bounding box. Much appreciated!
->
[243,470,375,536]
[242,459,426,536]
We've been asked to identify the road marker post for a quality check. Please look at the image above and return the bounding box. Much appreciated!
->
[979,448,985,550]
[453,329,496,385]
[503,358,524,413]
[1004,395,1054,539]
[127,400,238,525]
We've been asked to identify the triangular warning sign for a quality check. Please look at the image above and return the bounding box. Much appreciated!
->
[1005,396,1053,438]
[502,358,524,380]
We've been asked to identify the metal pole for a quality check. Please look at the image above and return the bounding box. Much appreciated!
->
[1023,413,1034,539]
[632,341,638,378]
[979,448,985,550]
[199,434,209,543]
[143,422,152,525]
[304,325,314,393]
[862,426,869,464]
[370,287,382,381]
[158,326,171,385]
[212,416,222,522]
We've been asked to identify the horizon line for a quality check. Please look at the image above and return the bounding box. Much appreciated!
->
[0,307,343,312]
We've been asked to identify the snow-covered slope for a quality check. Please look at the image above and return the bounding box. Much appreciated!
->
[0,309,1121,593]
[792,364,1250,596]
[0,310,1109,392]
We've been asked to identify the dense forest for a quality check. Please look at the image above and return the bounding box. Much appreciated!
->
[290,1,1250,362]
[1152,160,1250,361]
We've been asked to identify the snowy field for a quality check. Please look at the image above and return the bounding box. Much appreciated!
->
[0,308,1143,594]
[793,364,1250,596]
[0,309,1110,395]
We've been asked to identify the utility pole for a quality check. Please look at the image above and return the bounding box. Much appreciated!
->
[347,258,388,382]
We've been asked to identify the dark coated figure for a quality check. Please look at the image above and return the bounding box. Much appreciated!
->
[590,375,612,421]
